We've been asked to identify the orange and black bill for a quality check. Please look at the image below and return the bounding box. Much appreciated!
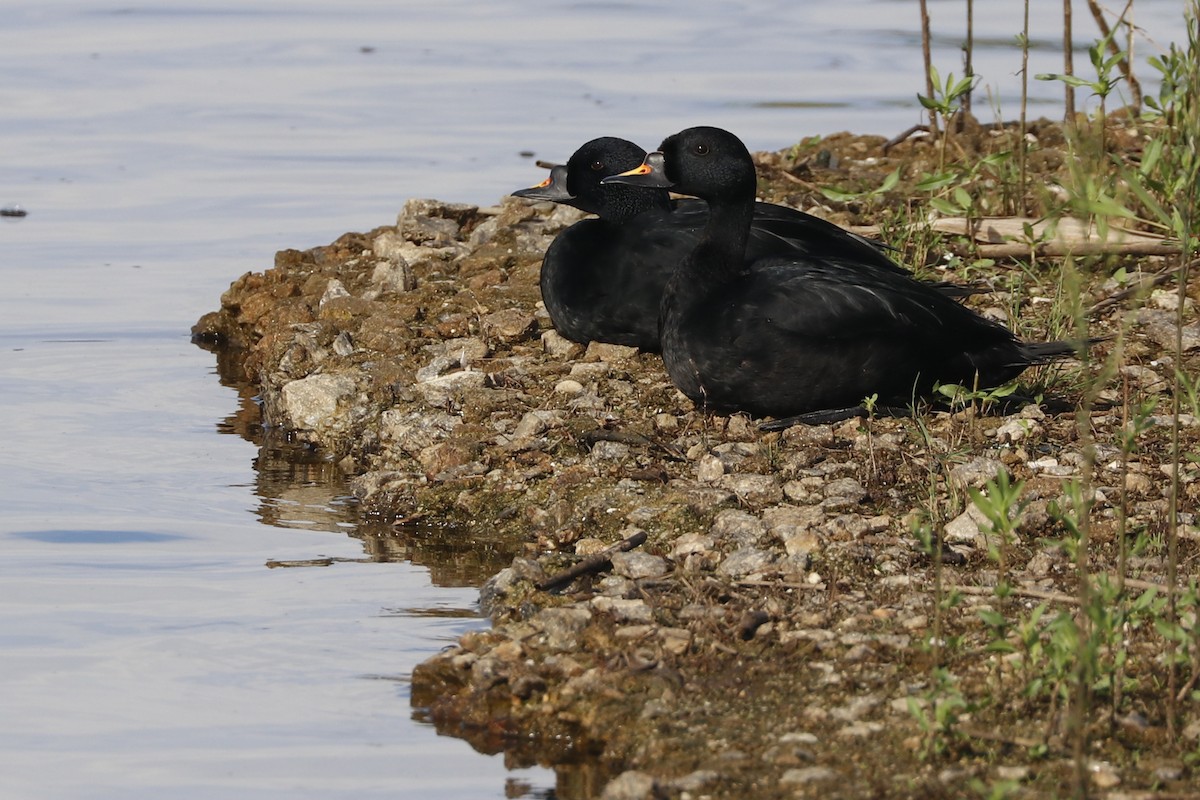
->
[511,164,575,202]
[600,152,672,188]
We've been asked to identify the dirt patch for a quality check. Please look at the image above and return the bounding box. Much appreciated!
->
[195,117,1200,798]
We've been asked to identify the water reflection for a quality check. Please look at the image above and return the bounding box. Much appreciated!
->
[200,336,520,585]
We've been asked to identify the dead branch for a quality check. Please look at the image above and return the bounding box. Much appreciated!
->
[949,583,1080,605]
[581,428,686,461]
[1088,266,1188,316]
[883,124,930,154]
[955,240,1182,259]
[536,529,648,592]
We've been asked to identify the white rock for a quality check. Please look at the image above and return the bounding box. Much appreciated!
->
[591,596,653,623]
[414,370,487,407]
[554,379,585,396]
[318,279,350,308]
[280,373,356,431]
[696,453,725,483]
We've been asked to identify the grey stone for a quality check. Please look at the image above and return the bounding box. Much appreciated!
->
[944,504,991,546]
[589,440,630,462]
[512,409,566,439]
[372,229,459,267]
[1138,308,1200,352]
[427,336,489,364]
[696,453,725,483]
[993,762,1032,782]
[554,379,585,396]
[1026,549,1056,577]
[332,331,354,357]
[712,441,759,468]
[995,416,1040,442]
[783,478,822,503]
[716,473,783,504]
[401,214,459,246]
[368,258,415,295]
[415,354,458,382]
[717,546,779,578]
[479,567,518,615]
[763,504,824,541]
[398,197,478,225]
[585,342,640,362]
[1088,760,1121,789]
[670,532,715,560]
[610,550,669,580]
[280,373,356,432]
[480,308,536,343]
[780,767,836,785]
[569,361,611,379]
[830,695,880,722]
[541,329,584,358]
[1152,764,1184,783]
[590,596,652,623]
[710,509,766,545]
[600,771,657,800]
[318,279,350,308]
[533,606,593,651]
[381,410,461,455]
[823,476,867,503]
[414,370,487,407]
[668,770,719,792]
[949,456,1005,490]
[838,721,884,737]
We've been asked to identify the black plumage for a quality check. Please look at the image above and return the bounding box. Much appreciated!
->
[513,136,966,352]
[602,126,1084,419]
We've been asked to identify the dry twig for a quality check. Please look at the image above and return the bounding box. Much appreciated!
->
[536,529,648,592]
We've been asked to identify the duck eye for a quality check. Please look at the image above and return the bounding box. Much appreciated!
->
[590,160,605,172]
[693,143,710,156]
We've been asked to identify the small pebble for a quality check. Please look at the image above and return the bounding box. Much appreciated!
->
[554,379,584,396]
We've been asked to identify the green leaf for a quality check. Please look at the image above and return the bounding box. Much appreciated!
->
[1139,138,1163,178]
[952,186,973,210]
[928,197,963,216]
[977,609,1008,628]
[948,75,978,101]
[878,167,901,193]
[1120,165,1171,227]
[915,172,959,192]
[917,93,941,111]
[820,187,861,202]
[1035,72,1097,89]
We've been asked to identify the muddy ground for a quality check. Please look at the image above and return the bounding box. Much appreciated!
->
[194,116,1200,799]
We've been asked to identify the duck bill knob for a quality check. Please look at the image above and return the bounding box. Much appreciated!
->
[601,152,673,188]
[512,164,575,201]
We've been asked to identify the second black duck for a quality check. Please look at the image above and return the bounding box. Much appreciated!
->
[603,126,1088,420]
[513,136,967,352]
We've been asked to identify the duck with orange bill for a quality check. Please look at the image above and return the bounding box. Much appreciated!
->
[602,126,1094,423]
[513,136,973,353]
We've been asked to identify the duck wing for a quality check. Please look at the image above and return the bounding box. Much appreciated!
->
[734,257,1007,345]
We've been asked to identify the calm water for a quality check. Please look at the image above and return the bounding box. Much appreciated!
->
[0,1,1187,797]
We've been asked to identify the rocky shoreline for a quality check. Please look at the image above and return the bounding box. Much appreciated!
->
[194,130,1199,799]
